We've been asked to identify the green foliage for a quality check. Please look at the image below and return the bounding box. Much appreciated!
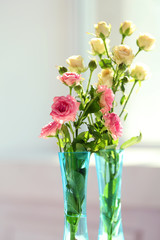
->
[120,95,127,105]
[99,59,112,69]
[120,132,142,149]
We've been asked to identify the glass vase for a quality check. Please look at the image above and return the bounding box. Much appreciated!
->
[59,152,90,240]
[95,149,124,240]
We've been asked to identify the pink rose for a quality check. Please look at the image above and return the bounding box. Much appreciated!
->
[97,85,114,114]
[50,95,80,123]
[103,113,123,140]
[40,121,62,138]
[57,72,81,86]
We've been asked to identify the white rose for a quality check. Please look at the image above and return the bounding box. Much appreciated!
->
[137,33,155,51]
[98,68,114,87]
[66,55,85,73]
[120,21,136,36]
[131,63,149,81]
[90,38,109,55]
[113,45,134,66]
[94,21,111,38]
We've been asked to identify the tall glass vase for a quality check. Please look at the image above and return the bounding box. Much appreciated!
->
[95,149,124,240]
[59,152,90,240]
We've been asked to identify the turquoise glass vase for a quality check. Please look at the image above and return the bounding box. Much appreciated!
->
[59,152,90,240]
[95,149,124,240]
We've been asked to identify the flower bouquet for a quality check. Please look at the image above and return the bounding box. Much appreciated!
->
[40,20,155,240]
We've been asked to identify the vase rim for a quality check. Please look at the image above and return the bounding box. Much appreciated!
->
[95,149,124,153]
[58,151,91,154]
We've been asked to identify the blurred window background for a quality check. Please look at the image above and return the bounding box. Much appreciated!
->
[0,0,160,240]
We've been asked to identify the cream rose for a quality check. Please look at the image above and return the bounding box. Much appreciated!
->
[113,45,134,65]
[94,21,111,38]
[137,33,155,51]
[131,63,149,81]
[90,38,109,55]
[98,68,114,87]
[66,55,85,73]
[120,21,136,36]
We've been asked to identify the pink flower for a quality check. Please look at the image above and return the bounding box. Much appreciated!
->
[103,113,123,140]
[40,121,62,138]
[57,72,81,86]
[50,95,80,123]
[97,85,114,114]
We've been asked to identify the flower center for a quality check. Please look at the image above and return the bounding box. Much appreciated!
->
[58,102,67,112]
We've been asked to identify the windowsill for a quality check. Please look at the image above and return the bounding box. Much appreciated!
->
[0,147,160,168]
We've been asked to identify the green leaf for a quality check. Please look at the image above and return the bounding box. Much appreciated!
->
[77,131,92,142]
[120,83,125,92]
[61,124,71,143]
[105,144,117,150]
[120,95,127,105]
[75,143,86,152]
[85,98,101,115]
[99,59,112,69]
[67,170,85,207]
[124,112,128,121]
[120,132,142,149]
[66,191,79,214]
[88,125,101,139]
[89,85,96,98]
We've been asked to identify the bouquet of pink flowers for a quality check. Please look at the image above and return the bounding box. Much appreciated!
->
[40,20,155,152]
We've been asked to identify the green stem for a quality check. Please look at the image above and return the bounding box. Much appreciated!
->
[119,80,137,118]
[87,116,92,125]
[69,121,74,139]
[103,39,110,59]
[121,35,125,44]
[135,48,142,57]
[90,114,94,125]
[108,235,112,240]
[103,39,116,70]
[69,87,72,95]
[57,134,62,152]
[86,70,93,95]
[76,94,100,129]
[76,128,78,138]
[70,224,76,240]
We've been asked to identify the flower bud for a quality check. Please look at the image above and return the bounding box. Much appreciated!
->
[98,68,114,88]
[88,60,97,71]
[120,21,136,36]
[131,63,149,81]
[113,45,134,66]
[90,38,109,55]
[137,34,155,51]
[66,55,85,73]
[94,21,111,38]
[58,66,67,75]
